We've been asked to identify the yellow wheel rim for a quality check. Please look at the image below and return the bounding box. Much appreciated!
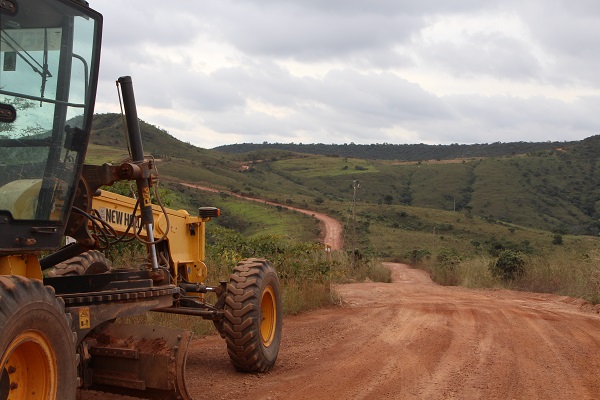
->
[260,286,277,347]
[0,330,57,400]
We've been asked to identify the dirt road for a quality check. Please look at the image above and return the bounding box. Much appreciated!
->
[81,263,600,399]
[179,182,344,249]
[185,263,600,399]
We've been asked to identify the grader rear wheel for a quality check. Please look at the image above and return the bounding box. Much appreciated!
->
[46,250,111,277]
[0,276,77,400]
[223,258,282,372]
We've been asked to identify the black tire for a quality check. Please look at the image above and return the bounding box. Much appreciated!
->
[223,258,282,372]
[46,250,111,277]
[0,275,77,400]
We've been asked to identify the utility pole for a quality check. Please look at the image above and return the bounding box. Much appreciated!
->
[352,180,360,267]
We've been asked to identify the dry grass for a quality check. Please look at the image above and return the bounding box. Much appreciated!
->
[113,222,391,336]
[419,248,600,304]
[120,310,217,336]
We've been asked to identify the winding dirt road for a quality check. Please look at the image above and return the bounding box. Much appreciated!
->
[179,182,344,249]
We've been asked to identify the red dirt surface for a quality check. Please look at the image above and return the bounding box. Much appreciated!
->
[82,263,600,400]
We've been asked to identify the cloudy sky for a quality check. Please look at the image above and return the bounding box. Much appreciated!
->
[91,0,600,149]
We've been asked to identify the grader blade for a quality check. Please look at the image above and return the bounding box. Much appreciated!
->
[84,323,192,400]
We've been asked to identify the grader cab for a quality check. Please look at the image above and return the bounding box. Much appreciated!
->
[0,1,282,399]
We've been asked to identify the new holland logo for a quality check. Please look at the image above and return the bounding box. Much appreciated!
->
[98,207,141,228]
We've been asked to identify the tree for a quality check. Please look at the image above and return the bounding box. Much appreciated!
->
[0,98,45,138]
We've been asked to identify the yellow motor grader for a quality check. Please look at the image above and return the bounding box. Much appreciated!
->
[0,1,282,399]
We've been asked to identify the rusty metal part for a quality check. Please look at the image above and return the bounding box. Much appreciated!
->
[156,305,223,320]
[45,270,179,346]
[81,323,192,400]
[61,285,178,346]
[46,272,192,399]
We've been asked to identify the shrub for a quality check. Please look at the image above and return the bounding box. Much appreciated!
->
[489,250,525,281]
[552,233,563,245]
[405,249,431,265]
[436,247,462,266]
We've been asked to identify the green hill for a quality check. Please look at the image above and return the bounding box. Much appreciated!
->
[86,113,600,238]
[88,113,228,164]
[84,113,600,304]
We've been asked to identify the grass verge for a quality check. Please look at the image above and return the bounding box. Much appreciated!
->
[415,247,600,304]
[119,229,390,336]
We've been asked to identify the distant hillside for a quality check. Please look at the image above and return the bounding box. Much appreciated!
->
[89,113,226,163]
[86,113,600,236]
[214,141,574,161]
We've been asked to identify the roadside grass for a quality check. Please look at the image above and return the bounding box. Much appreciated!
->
[416,246,600,304]
[204,227,391,317]
[270,155,380,178]
[85,144,130,165]
[323,200,600,304]
[120,227,391,336]
[517,249,600,303]
[215,195,320,241]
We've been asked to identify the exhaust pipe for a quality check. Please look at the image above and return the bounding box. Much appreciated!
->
[117,76,160,271]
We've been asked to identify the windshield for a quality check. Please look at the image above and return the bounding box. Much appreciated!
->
[0,0,101,222]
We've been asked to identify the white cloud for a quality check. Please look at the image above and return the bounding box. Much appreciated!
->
[90,0,600,149]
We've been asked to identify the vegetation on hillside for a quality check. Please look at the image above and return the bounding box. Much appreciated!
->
[214,141,573,161]
[88,113,600,235]
[89,113,600,309]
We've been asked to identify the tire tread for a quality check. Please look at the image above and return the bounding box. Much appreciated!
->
[222,258,282,372]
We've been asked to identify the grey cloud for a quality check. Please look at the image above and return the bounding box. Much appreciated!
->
[314,70,453,122]
[193,66,453,144]
[91,0,600,148]
[430,94,600,143]
[216,9,422,61]
[98,2,203,48]
[516,2,600,87]
[420,32,542,81]
[237,0,499,16]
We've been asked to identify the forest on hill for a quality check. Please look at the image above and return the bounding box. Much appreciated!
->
[214,140,574,161]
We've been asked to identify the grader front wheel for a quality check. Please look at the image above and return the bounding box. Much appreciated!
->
[0,276,77,400]
[223,258,282,372]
